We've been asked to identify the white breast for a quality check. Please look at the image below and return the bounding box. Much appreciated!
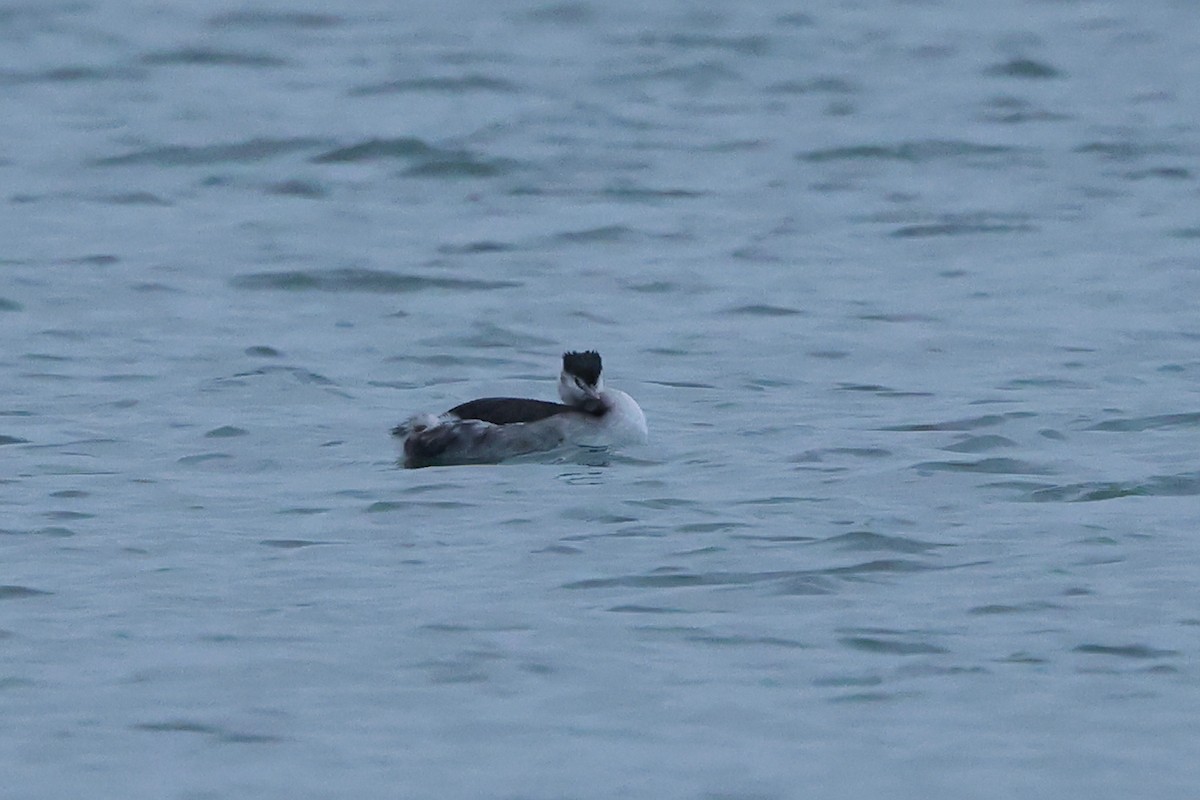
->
[561,389,648,447]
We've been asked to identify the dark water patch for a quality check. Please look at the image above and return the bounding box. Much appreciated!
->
[1075,141,1177,161]
[767,76,856,94]
[260,539,328,549]
[840,636,948,655]
[799,140,1015,163]
[969,601,1062,615]
[231,268,518,293]
[685,633,808,649]
[133,719,283,743]
[1030,473,1200,502]
[980,96,1070,124]
[0,298,22,312]
[1169,226,1200,239]
[49,490,88,498]
[245,346,282,358]
[1087,412,1200,431]
[219,366,335,387]
[67,254,120,266]
[437,240,516,254]
[634,32,770,56]
[608,604,687,614]
[730,534,818,544]
[892,220,1035,237]
[820,559,937,577]
[625,497,702,510]
[0,65,145,85]
[600,184,704,201]
[629,280,704,294]
[310,137,439,163]
[813,674,883,688]
[834,383,931,398]
[564,569,806,590]
[1000,377,1085,389]
[177,453,233,466]
[366,500,475,512]
[205,426,247,438]
[0,434,28,445]
[100,192,171,206]
[3,527,74,537]
[351,75,519,95]
[537,544,583,555]
[552,225,640,244]
[828,691,913,704]
[403,155,518,178]
[95,138,330,166]
[44,510,92,521]
[984,58,1061,79]
[942,435,1016,453]
[277,507,329,516]
[823,531,947,554]
[1125,167,1191,181]
[141,48,288,67]
[882,413,1024,432]
[675,522,748,534]
[614,61,741,88]
[777,576,836,595]
[725,304,804,317]
[856,312,939,323]
[914,457,1053,476]
[1074,644,1178,659]
[792,447,893,464]
[732,496,819,507]
[208,11,342,28]
[0,586,52,599]
[523,2,593,23]
[265,179,327,198]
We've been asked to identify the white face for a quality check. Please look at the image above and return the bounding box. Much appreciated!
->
[558,371,602,405]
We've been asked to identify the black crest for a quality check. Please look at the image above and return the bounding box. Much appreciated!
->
[562,350,602,386]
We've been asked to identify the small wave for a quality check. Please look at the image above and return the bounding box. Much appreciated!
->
[914,458,1054,476]
[94,137,330,166]
[941,435,1016,453]
[0,585,52,599]
[1073,643,1178,659]
[821,531,948,554]
[839,636,948,655]
[1029,473,1200,502]
[207,11,342,28]
[983,58,1061,79]
[230,268,519,293]
[140,48,288,68]
[1087,412,1200,431]
[799,140,1017,163]
[350,75,519,95]
[310,137,439,163]
[882,412,1028,432]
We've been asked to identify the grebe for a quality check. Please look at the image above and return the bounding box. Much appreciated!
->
[392,351,647,468]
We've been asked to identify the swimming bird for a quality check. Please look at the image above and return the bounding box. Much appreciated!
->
[392,351,647,468]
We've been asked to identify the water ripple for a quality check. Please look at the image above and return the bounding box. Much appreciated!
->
[1086,412,1200,431]
[230,268,519,293]
[94,138,330,166]
[799,140,1018,163]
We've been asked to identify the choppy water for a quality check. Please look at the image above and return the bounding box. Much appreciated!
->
[4,1,1200,797]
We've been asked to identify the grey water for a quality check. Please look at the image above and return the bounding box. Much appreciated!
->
[3,1,1200,797]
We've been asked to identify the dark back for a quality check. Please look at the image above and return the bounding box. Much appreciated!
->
[448,397,576,425]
